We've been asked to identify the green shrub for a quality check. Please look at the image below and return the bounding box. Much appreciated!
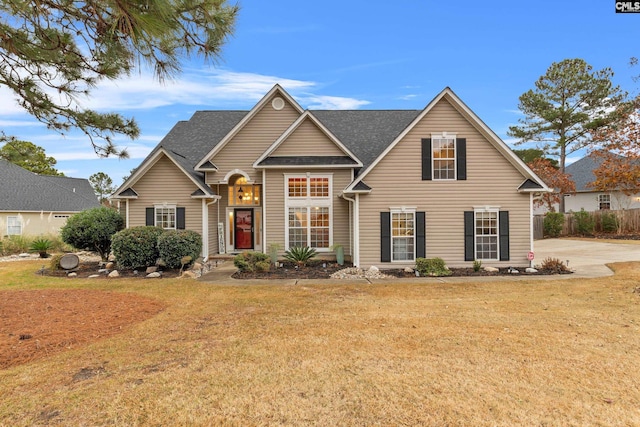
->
[601,211,619,233]
[157,230,202,269]
[111,226,165,269]
[573,209,594,236]
[61,207,124,260]
[29,237,53,258]
[543,212,564,238]
[234,251,271,272]
[284,246,317,266]
[473,259,482,272]
[415,257,451,277]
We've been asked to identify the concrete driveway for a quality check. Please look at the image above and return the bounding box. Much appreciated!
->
[533,238,640,278]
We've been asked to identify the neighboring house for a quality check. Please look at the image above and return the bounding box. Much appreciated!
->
[112,85,549,268]
[564,154,640,213]
[0,158,100,236]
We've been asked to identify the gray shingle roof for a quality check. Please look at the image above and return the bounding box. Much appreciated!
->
[0,158,99,211]
[566,152,635,192]
[311,110,421,172]
[126,109,421,193]
[257,156,359,166]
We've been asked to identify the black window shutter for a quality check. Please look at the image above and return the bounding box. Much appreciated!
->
[416,211,426,259]
[146,208,154,226]
[422,138,432,180]
[380,212,391,262]
[457,138,467,180]
[177,207,186,230]
[499,211,510,261]
[464,211,474,261]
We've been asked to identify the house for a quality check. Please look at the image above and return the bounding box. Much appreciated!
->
[112,85,549,268]
[0,158,100,236]
[563,153,640,212]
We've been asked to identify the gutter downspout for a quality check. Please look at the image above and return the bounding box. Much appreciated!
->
[203,197,221,261]
[341,193,359,267]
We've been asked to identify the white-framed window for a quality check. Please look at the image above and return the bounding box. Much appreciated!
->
[155,205,176,229]
[285,174,332,250]
[7,216,22,235]
[391,210,415,261]
[475,209,499,260]
[432,133,456,180]
[598,194,611,210]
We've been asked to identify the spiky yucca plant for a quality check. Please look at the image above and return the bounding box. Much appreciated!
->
[283,246,317,266]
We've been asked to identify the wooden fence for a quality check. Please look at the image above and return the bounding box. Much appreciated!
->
[534,208,640,239]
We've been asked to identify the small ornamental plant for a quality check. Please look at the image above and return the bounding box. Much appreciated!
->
[284,246,317,266]
[415,257,452,277]
[29,238,53,258]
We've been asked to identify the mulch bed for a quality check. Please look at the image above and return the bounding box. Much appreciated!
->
[0,289,165,369]
[232,261,567,280]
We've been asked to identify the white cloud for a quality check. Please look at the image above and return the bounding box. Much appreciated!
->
[398,94,418,101]
[301,95,371,110]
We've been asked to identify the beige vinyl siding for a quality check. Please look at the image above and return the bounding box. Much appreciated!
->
[264,168,352,259]
[271,118,346,157]
[0,212,75,236]
[207,94,300,183]
[128,155,204,235]
[358,97,531,268]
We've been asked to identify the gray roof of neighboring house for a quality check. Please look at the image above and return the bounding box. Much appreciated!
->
[0,158,100,211]
[565,155,599,192]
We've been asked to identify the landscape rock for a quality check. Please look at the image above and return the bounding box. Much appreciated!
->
[368,265,379,273]
[98,269,108,274]
[108,270,120,278]
[88,274,100,278]
[146,266,158,274]
[19,253,30,258]
[404,267,414,273]
[526,267,538,273]
[105,262,115,270]
[509,268,520,274]
[192,262,203,271]
[146,272,162,278]
[67,272,77,278]
[484,266,499,273]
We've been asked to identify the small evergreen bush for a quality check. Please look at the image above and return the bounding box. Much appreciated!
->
[415,257,451,276]
[61,207,124,260]
[543,212,564,238]
[111,226,165,269]
[601,211,619,233]
[573,209,594,236]
[234,251,271,272]
[473,259,482,272]
[29,238,53,258]
[284,246,317,266]
[157,230,202,269]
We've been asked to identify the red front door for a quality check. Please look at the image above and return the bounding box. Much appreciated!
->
[234,209,253,250]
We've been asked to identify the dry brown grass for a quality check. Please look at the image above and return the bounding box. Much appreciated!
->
[1,260,640,426]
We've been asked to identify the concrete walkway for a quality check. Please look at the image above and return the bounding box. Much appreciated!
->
[199,239,640,284]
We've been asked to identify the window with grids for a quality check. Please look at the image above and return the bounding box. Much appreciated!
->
[475,210,498,260]
[7,216,22,235]
[155,206,176,229]
[391,211,415,261]
[432,136,456,180]
[598,194,611,210]
[286,175,332,250]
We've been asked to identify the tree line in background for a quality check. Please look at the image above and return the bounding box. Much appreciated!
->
[510,58,640,213]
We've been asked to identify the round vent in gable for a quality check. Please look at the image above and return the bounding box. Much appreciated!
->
[272,97,285,110]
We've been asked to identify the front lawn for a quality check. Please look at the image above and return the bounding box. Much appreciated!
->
[1,260,639,426]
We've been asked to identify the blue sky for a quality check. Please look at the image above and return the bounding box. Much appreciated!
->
[1,0,639,186]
